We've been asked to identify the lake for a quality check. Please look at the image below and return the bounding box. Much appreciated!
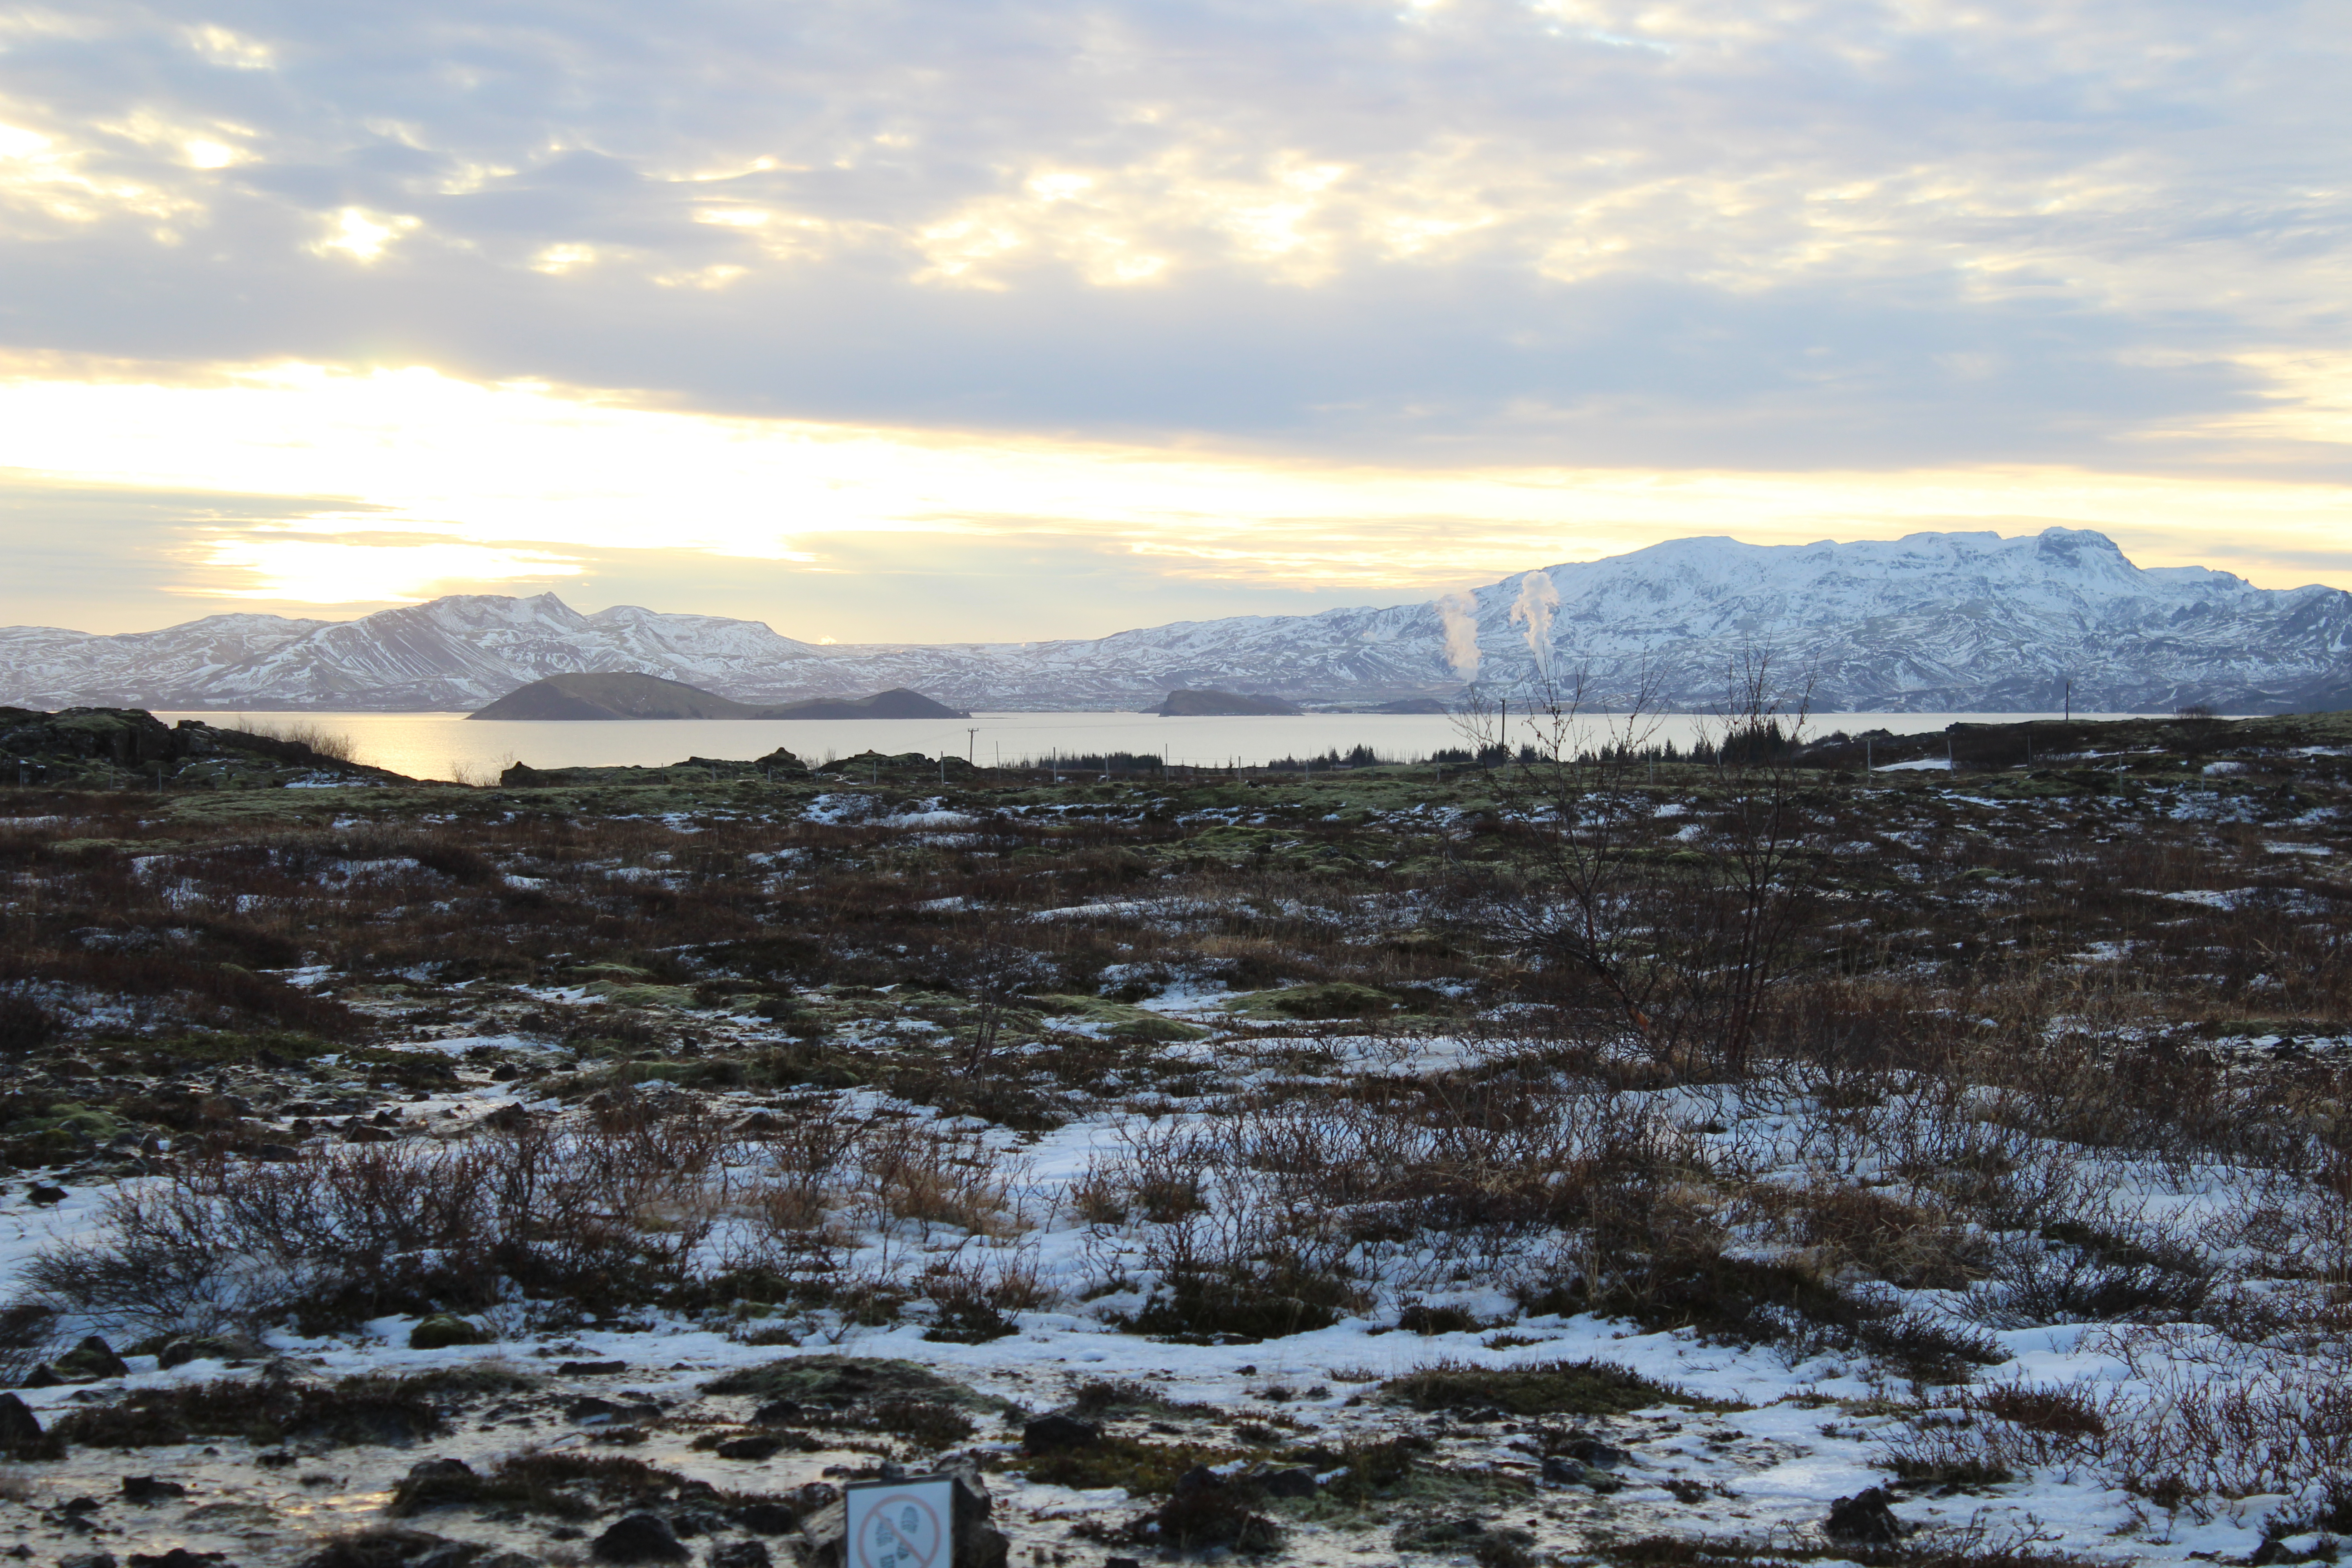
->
[154,709,2139,784]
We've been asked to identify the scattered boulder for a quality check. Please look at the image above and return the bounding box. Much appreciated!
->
[592,1514,690,1564]
[27,1184,66,1206]
[569,1395,661,1425]
[706,1545,770,1568]
[407,1316,488,1351]
[294,1526,466,1568]
[715,1435,782,1461]
[388,1458,479,1513]
[57,1554,116,1568]
[1825,1487,1907,1544]
[1020,1413,1101,1452]
[558,1360,628,1377]
[0,1392,43,1448]
[157,1334,261,1370]
[1256,1467,1319,1499]
[1539,1453,1621,1492]
[20,1363,62,1388]
[1122,1468,1279,1558]
[735,1503,799,1535]
[53,1336,129,1381]
[122,1476,188,1504]
[127,1552,228,1568]
[1557,1436,1631,1468]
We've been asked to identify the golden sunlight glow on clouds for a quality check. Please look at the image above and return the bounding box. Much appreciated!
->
[0,359,2347,619]
[3,0,2350,639]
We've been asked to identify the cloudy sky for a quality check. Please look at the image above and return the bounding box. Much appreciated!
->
[2,0,2349,641]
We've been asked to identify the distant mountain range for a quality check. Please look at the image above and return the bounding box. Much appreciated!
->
[4,528,2347,714]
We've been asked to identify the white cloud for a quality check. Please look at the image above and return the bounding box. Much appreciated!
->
[0,0,2347,628]
[311,206,419,262]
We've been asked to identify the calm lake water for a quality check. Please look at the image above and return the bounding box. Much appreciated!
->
[157,709,2130,784]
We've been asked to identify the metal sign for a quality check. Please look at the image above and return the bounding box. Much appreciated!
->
[845,1475,955,1568]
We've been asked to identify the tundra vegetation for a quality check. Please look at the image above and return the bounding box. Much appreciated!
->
[0,701,2347,1567]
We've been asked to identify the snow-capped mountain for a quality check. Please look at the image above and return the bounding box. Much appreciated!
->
[4,528,2346,714]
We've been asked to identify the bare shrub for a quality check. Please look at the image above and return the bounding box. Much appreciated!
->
[22,1112,740,1335]
[853,1120,1023,1238]
[1462,655,1822,1077]
[1888,1360,2352,1507]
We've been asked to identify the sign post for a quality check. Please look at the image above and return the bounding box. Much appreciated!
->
[845,1475,956,1568]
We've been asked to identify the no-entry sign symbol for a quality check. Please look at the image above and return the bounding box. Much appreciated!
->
[845,1476,954,1568]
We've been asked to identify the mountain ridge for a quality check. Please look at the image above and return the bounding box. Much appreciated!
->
[5,528,2347,714]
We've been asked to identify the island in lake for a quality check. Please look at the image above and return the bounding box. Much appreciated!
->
[468,672,968,720]
[1154,688,1303,716]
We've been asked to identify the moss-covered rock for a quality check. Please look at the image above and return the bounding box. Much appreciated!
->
[408,1314,490,1350]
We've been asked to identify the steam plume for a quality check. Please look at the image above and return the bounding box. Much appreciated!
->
[1509,570,1560,678]
[1434,590,1481,678]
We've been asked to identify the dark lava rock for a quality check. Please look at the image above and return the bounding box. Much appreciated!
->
[1257,1467,1318,1499]
[0,1392,42,1447]
[569,1395,661,1424]
[407,1315,488,1351]
[749,1399,801,1424]
[706,1545,770,1568]
[410,1546,480,1568]
[558,1361,628,1377]
[390,1458,480,1512]
[294,1526,458,1568]
[1394,1518,1526,1553]
[128,1553,229,1568]
[1539,1453,1620,1493]
[19,1364,61,1389]
[1559,1437,1632,1468]
[122,1476,189,1504]
[54,1337,129,1380]
[715,1435,783,1461]
[158,1335,261,1370]
[57,1554,116,1568]
[1825,1487,1907,1544]
[1020,1412,1102,1452]
[735,1503,798,1535]
[591,1514,690,1565]
[26,1185,65,1206]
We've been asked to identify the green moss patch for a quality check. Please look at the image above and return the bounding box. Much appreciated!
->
[1221,982,1401,1020]
[1379,1358,1705,1417]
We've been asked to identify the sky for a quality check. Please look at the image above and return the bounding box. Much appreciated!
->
[2,0,2350,643]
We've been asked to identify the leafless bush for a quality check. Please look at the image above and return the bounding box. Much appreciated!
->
[1461,654,1823,1077]
[23,1112,740,1336]
[1890,1361,2352,1508]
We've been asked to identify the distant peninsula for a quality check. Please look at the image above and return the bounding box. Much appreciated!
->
[468,672,967,720]
[1155,688,1302,716]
